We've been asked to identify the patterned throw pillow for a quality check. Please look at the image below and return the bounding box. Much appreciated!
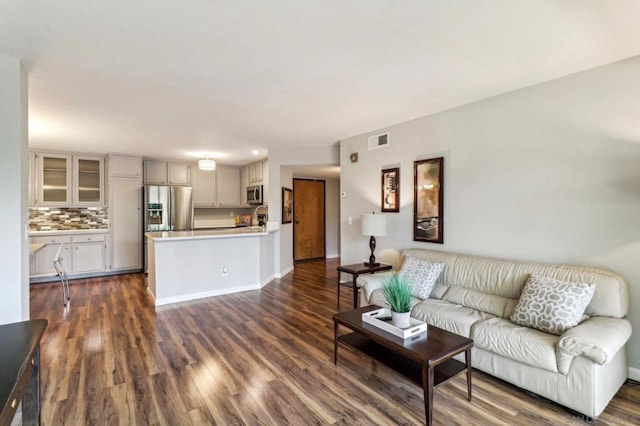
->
[510,276,596,335]
[398,256,445,299]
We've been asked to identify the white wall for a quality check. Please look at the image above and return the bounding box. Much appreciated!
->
[268,144,340,275]
[0,54,29,323]
[340,56,640,370]
[324,178,340,258]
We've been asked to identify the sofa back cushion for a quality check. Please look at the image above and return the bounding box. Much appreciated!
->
[401,248,629,319]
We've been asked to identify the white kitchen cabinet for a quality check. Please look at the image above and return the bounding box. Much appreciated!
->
[144,160,190,185]
[36,153,72,206]
[72,234,107,274]
[191,164,241,207]
[30,235,72,277]
[73,155,105,206]
[248,160,264,183]
[144,160,168,185]
[33,151,106,207]
[191,166,216,206]
[216,165,241,206]
[240,165,249,205]
[108,154,143,179]
[30,233,108,279]
[168,162,191,186]
[109,178,142,271]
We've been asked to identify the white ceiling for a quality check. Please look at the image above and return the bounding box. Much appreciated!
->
[2,1,640,167]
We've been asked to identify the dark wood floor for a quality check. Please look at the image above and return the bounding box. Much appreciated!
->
[30,259,639,425]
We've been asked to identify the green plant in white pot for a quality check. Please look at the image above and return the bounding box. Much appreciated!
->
[381,273,413,328]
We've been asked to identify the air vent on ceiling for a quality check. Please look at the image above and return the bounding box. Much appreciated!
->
[368,132,389,150]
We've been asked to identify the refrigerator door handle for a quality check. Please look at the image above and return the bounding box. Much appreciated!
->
[168,186,174,231]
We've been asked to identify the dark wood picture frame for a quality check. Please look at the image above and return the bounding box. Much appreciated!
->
[414,157,443,243]
[282,187,293,224]
[381,167,400,212]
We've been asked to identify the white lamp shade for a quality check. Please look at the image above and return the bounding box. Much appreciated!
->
[198,159,216,171]
[361,213,386,237]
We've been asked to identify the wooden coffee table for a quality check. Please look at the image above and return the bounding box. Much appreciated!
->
[333,306,473,426]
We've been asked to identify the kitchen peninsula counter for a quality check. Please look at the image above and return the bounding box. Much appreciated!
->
[145,226,271,241]
[146,225,278,306]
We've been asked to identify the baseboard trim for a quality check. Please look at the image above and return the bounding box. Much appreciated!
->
[275,265,294,278]
[155,284,262,306]
[629,367,640,381]
[326,253,340,259]
[146,287,156,301]
[261,274,275,287]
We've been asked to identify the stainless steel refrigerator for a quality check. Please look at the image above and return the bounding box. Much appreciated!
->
[143,185,193,272]
[143,185,193,232]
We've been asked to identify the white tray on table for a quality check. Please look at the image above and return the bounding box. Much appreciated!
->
[362,308,427,339]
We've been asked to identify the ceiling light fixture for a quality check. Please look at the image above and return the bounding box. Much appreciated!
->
[198,158,216,171]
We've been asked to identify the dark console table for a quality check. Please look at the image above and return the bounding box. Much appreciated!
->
[0,319,47,426]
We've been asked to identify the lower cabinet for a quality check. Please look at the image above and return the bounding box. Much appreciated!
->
[30,235,71,276]
[72,234,107,274]
[30,233,108,279]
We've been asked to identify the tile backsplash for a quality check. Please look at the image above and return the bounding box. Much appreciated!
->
[29,207,109,231]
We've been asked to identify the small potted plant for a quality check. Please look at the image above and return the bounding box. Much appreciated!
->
[381,273,413,328]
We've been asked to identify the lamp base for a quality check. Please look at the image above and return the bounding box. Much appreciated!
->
[363,261,380,268]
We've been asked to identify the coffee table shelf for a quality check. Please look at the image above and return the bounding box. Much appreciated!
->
[338,332,468,388]
[333,306,473,426]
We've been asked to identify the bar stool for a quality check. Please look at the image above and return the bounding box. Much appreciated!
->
[53,243,70,306]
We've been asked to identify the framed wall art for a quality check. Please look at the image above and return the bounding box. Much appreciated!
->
[413,157,443,243]
[282,187,293,224]
[381,167,399,212]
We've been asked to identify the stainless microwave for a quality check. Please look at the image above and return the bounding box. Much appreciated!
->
[247,185,263,204]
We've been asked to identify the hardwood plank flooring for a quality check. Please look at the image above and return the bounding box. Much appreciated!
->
[30,259,639,425]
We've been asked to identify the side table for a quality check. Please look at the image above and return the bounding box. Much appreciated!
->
[336,263,392,309]
[0,319,48,426]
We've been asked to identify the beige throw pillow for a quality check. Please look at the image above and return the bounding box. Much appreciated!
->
[398,255,445,299]
[510,275,595,335]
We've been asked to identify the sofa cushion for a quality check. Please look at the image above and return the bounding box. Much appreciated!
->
[510,276,595,335]
[369,288,421,312]
[441,286,519,318]
[398,255,445,299]
[472,317,560,373]
[410,299,495,338]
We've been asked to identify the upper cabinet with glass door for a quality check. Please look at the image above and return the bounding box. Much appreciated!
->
[36,153,72,206]
[74,156,105,206]
[34,152,105,207]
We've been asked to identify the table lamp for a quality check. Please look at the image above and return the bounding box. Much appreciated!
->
[361,212,386,267]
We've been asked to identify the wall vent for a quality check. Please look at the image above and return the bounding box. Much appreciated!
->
[368,132,389,150]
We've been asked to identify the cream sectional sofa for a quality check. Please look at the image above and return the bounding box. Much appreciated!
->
[358,248,631,418]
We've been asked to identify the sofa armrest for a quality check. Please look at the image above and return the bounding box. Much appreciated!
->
[558,317,632,365]
[358,271,394,305]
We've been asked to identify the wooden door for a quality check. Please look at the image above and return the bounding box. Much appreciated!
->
[293,179,325,261]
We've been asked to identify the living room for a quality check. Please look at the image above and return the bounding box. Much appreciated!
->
[2,2,640,424]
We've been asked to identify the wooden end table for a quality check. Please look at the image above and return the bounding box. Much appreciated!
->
[0,319,48,426]
[336,263,392,309]
[333,306,473,426]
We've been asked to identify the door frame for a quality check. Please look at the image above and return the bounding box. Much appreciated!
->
[293,178,326,262]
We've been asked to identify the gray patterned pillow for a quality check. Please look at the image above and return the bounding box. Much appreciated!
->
[510,276,595,335]
[398,256,445,299]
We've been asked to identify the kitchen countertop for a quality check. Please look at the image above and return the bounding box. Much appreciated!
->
[146,225,277,242]
[29,243,46,254]
[29,229,109,236]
